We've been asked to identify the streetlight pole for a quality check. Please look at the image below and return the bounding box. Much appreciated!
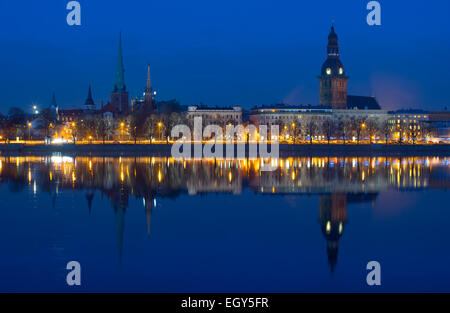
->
[28,122,31,143]
[120,122,124,143]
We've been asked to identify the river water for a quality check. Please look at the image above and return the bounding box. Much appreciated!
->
[0,154,449,292]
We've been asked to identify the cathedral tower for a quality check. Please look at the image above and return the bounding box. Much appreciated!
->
[319,26,348,109]
[110,33,129,114]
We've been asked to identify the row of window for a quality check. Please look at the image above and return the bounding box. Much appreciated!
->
[395,115,428,119]
[188,114,241,119]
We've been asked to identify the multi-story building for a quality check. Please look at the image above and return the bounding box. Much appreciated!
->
[249,104,333,127]
[428,110,450,140]
[388,109,430,142]
[186,105,242,128]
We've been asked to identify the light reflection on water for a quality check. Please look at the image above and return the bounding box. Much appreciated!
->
[0,155,450,291]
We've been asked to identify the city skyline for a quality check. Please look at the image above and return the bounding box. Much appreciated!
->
[2,1,450,298]
[1,1,449,114]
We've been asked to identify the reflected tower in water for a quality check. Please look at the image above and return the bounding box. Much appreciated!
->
[143,194,155,237]
[319,193,347,273]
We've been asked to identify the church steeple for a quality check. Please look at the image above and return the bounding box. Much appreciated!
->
[110,33,129,115]
[319,24,348,109]
[50,91,58,118]
[146,65,151,91]
[327,26,339,58]
[144,65,154,113]
[50,91,57,109]
[84,84,95,110]
[114,32,126,92]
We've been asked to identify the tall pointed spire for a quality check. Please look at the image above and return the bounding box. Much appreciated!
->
[50,91,58,118]
[50,91,57,109]
[84,84,95,110]
[114,32,126,92]
[144,65,154,113]
[87,84,93,100]
[327,25,339,58]
[146,65,151,91]
[85,84,95,105]
[110,32,129,114]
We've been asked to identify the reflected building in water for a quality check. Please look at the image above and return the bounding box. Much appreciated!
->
[1,155,449,270]
[319,193,347,273]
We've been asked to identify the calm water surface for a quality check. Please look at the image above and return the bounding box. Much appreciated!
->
[0,154,450,292]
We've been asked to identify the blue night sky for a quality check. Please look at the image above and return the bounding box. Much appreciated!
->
[0,0,449,114]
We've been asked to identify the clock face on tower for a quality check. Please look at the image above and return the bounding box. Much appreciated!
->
[339,67,344,75]
[326,68,332,75]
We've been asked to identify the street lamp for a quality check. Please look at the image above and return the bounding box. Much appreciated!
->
[27,122,32,142]
[120,122,125,142]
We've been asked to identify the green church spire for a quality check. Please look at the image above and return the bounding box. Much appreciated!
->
[114,32,126,92]
[50,91,57,109]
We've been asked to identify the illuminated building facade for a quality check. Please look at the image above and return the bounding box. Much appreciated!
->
[249,105,332,127]
[186,105,242,128]
[388,109,430,141]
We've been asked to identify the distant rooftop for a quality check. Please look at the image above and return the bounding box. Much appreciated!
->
[346,95,381,110]
[188,105,241,111]
[390,108,429,114]
[252,103,332,111]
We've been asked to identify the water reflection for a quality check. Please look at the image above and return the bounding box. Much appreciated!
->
[1,155,449,271]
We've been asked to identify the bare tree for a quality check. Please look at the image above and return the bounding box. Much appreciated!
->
[144,114,158,143]
[271,119,284,142]
[351,117,366,144]
[96,117,113,144]
[79,116,97,142]
[337,118,352,145]
[167,112,183,143]
[290,122,302,144]
[380,120,392,144]
[70,122,79,143]
[421,121,434,142]
[322,119,336,144]
[305,118,318,144]
[0,119,16,143]
[366,119,378,144]
[127,114,140,144]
